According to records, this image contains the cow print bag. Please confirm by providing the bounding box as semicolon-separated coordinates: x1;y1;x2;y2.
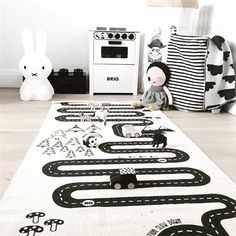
167;31;236;111
205;35;235;110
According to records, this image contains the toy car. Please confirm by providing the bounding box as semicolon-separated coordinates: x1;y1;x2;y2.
122;124;141;138
110;168;138;190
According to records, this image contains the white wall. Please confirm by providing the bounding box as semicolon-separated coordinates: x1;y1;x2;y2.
0;0;196;87
195;0;236;69
1;0;147;71
0;0;235;96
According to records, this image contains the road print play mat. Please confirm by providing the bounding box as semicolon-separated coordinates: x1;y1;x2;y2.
0;101;236;236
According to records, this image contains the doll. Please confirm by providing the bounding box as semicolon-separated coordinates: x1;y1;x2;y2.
19;28;54;101
133;62;172;111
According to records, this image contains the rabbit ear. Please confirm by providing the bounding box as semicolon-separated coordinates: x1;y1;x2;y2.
21;28;34;55
36;29;47;55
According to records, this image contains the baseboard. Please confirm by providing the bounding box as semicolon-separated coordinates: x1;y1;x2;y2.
224;101;236;116
0;69;22;87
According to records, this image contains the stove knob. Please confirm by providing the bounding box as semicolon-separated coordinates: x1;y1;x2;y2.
94;32;100;39
128;33;135;40
122;33;127;40
115;33;120;39
108;33;113;39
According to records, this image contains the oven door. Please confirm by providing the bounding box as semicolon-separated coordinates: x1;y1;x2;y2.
93;40;136;65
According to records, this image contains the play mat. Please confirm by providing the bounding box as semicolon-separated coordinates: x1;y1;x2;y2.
0;101;235;236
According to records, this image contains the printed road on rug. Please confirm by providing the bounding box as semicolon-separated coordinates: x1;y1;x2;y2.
0;101;236;236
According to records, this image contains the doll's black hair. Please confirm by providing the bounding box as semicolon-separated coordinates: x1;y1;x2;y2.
146;62;171;85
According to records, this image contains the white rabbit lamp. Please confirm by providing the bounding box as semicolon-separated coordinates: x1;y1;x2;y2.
19;28;54;101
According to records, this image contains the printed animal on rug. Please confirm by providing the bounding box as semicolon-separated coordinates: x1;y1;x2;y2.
19;28;54;101
152;128;167;148
83;131;102;148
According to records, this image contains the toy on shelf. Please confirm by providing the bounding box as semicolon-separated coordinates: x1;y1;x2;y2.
152;128;167;148
110;168;138;190
147;27;166;63
133;62;173;111
48;68;88;94
19;28;54;101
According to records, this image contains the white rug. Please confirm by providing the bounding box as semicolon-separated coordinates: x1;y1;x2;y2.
0;101;236;236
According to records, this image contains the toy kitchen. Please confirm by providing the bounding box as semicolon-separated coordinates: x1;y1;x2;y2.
89;27;140;95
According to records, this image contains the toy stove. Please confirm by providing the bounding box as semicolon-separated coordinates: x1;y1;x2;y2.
89;27;140;95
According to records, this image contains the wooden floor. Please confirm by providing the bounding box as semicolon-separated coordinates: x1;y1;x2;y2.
0;88;236;199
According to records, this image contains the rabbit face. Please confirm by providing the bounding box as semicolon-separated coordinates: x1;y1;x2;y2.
19;28;53;80
19;54;52;79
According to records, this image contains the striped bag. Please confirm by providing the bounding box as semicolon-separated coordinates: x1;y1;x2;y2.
167;33;208;111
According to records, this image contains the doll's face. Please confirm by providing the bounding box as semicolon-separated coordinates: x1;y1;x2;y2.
147;67;166;87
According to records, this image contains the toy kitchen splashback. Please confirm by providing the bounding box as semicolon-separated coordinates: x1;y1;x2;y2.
89;27;140;95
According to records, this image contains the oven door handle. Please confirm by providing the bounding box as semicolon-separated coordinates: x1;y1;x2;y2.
108;41;122;45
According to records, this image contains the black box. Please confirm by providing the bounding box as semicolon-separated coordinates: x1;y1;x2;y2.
48;68;88;94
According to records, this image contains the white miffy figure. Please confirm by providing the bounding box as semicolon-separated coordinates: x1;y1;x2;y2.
19;28;54;101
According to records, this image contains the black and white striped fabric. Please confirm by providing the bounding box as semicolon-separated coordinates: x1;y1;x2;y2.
167;33;208;111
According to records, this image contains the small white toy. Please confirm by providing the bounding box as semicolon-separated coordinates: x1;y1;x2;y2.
95;107;109;125
19;28;54;101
